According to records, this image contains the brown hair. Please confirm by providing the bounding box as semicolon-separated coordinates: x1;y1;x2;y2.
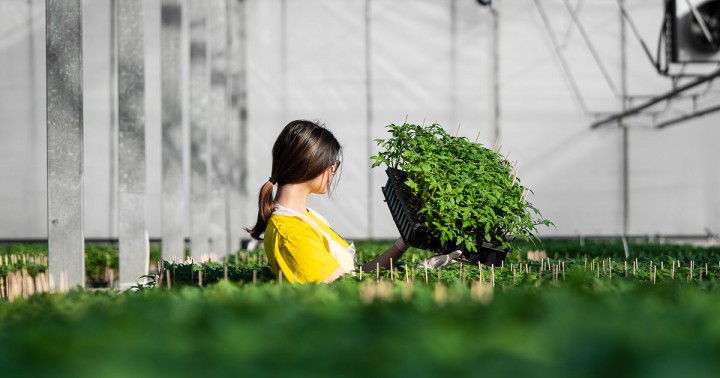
245;120;342;240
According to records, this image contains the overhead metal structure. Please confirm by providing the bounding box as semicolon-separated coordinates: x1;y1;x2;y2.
592;0;720;129
534;0;720;130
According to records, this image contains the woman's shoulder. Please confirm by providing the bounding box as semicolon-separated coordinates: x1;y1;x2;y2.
267;214;323;240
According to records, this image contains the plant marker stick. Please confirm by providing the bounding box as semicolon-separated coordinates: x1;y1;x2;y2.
653;266;656;285
198;270;203;287
690;260;694;282
672;263;675;280
562;261;566;281
700;267;703;283
377;263;380;283
491;264;495;287
513;265;516;284
425;266;429;284
253;270;257;284
157;269;164;288
634;259;637;276
390;258;393;281
359;266;363;281
166;269;171;289
479;263;483;284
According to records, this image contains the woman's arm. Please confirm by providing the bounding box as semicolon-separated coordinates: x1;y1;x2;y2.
324;239;408;283
360;238;408;273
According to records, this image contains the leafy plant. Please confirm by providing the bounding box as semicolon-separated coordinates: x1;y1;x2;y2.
372;123;553;252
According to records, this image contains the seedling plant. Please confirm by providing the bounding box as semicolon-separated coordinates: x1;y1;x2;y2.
372;123;552;252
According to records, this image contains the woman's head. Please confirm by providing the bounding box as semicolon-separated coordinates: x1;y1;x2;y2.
269;119;342;189
246;120;342;239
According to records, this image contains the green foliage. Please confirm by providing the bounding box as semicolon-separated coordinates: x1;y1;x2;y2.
0;243;163;286
1;242;720;376
514;238;720;260
2;272;720;377
372;123;552;251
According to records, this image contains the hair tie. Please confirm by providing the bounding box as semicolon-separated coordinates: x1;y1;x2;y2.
268;177;277;185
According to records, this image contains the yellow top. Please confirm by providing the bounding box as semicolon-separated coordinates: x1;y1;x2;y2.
264;209;350;283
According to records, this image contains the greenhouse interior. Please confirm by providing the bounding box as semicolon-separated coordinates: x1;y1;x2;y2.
1;0;720;376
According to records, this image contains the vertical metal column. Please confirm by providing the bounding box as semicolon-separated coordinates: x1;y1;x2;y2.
209;0;229;257
365;0;374;239
280;0;287;122
46;0;84;290
109;0;118;240
450;0;457;129
228;0;248;254
490;1;500;144
161;0;185;261
619;0;629;236
117;0;148;289
189;1;210;257
28;0;41;233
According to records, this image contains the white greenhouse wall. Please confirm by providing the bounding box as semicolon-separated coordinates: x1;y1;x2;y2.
1;0;719;242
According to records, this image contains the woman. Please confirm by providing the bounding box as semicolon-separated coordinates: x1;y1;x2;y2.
246;120;408;283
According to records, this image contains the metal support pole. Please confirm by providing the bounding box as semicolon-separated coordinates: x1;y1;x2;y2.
209;0;229;257
365;0;373;239
280;0;287;122
590;69;720;128
450;0;457;129
227;0;248;254
189;1;210;257
109;0;118;240
490;1;500;143
117;0;148;289
46;0;84;290
161;0;185;261
620;0;629;236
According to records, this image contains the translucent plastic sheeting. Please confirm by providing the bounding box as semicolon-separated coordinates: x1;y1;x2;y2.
2;0;719;242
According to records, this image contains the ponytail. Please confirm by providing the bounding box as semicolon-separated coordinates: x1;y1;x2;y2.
245;180;276;240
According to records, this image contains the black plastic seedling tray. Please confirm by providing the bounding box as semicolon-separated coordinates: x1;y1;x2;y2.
381;168;510;266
